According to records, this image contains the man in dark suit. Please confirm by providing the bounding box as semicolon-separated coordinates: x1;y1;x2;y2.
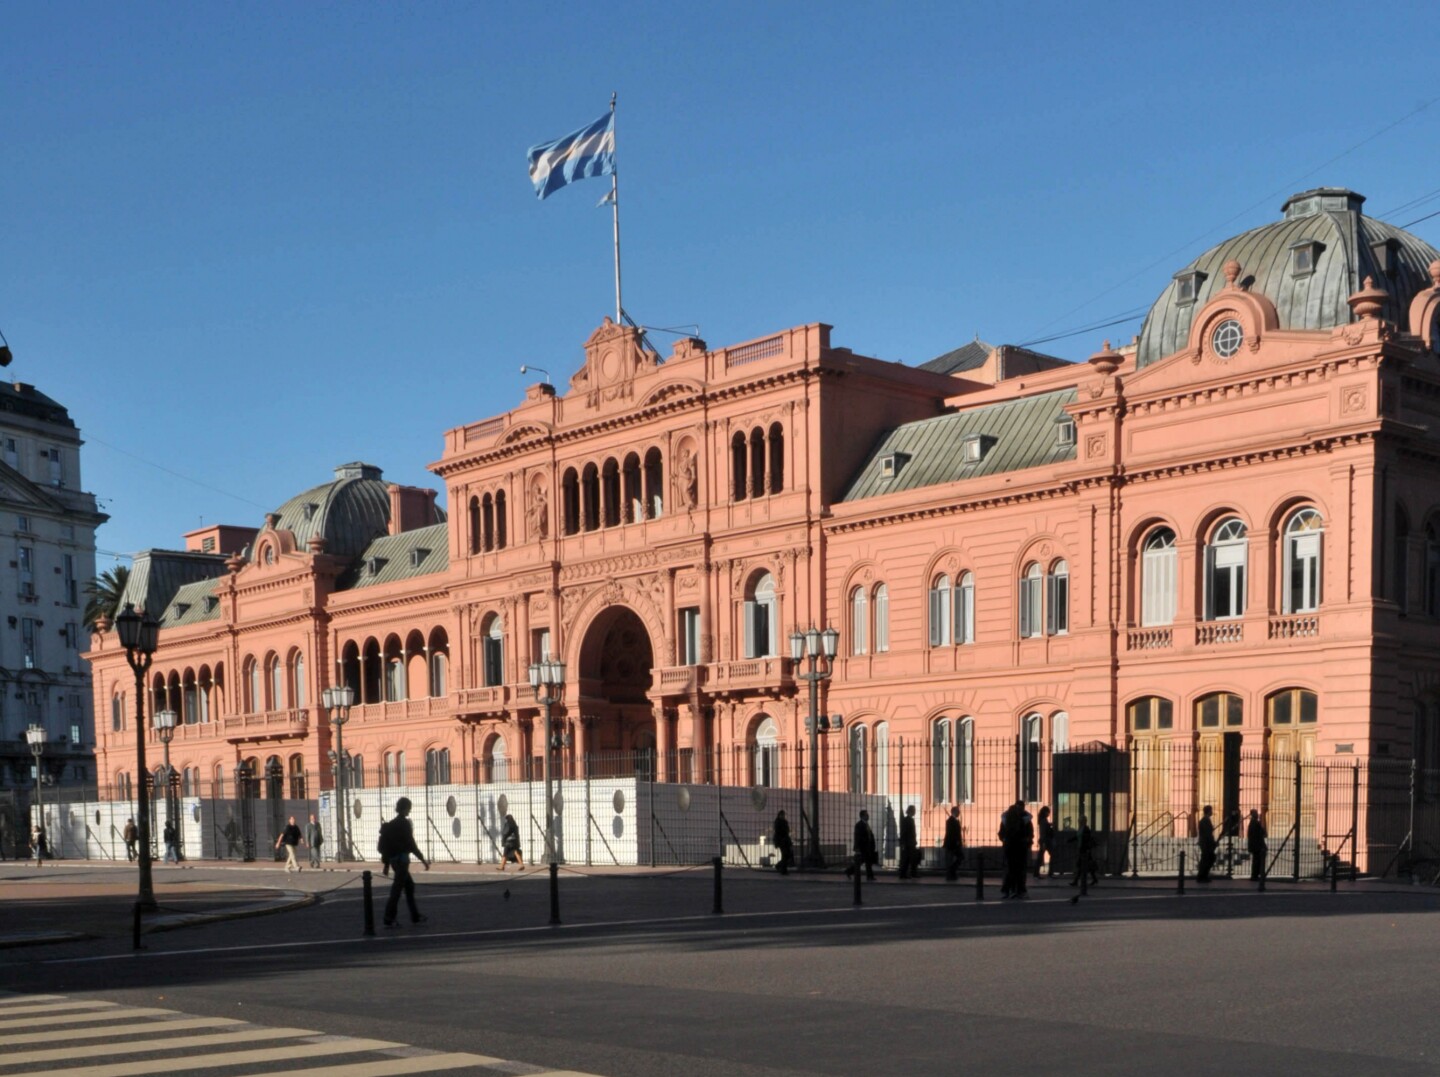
943;807;963;881
844;809;877;881
380;797;430;927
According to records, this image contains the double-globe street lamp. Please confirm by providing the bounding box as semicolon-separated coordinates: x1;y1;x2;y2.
114;603;161;911
790;625;840;870
528;654;565;925
26;724;46;864
321;684;355;861
154;708;178;860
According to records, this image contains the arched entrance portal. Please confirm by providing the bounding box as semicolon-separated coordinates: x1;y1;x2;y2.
577;605;657;772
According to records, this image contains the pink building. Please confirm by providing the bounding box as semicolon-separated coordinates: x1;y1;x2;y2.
85;189;1440;871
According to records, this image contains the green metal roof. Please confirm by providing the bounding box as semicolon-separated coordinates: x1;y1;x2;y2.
160;576;223;628
841;387;1078;501
919;338;993;375
338;523;449;591
119;550;228;620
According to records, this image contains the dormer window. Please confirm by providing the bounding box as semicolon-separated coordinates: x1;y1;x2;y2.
1055;417;1076;447
1174;269;1208;305
961;435;989;464
1289;239;1324;278
173;603;190;619
366;557;387;576
409;548;430;567
1370;237;1401;279
204;596;219;613
879;452;909;479
304;503;318;521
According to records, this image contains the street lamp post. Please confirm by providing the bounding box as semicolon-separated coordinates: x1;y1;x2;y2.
322;684;355;862
154;708;177;861
26;724;46;866
790;625;840;870
114;602;161;911
528;654;565;925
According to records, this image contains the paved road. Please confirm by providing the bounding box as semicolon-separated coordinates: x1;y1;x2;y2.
3;865;1438;1076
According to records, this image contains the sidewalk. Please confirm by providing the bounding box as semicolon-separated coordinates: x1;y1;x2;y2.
0;861;315;948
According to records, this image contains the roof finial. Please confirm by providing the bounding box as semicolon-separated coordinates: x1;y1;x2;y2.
1347;275;1389;321
1429;259;1440;289
1223;260;1242;287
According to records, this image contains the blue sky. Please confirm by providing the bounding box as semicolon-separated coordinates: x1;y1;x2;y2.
5;2;1438;565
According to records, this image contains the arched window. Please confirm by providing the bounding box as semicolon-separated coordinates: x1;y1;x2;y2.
183;671;199;725
1128;696;1174;738
1266;688;1316;830
1141;528;1177;626
482;493;495;550
873;584;890;653
482;615;504;687
749;428;766;498
581;463;600;532
429;650;448;698
425;747;451;785
468;496;481;554
752;717;779;787
956;572;975;645
561;468;580;536
1426;520;1440;617
622;453;642;523
495;490;507;549
744;573;778;658
1019;563;1043;638
292;653;306;710
731;432;748;501
957;717;975;804
1021;714;1044;801
644;447;664;518
1205;518;1248;620
928;575;952;646
931;717;953;801
289;753;306;799
244;657;260;714
1046;560;1069;636
602;458;621;528
1052;711;1069;751
850;586;868;655
267;654;283;710
349;754;365;789
484;734;508;783
875;721;890;795
849;723;868;794
384;750;406;787
111;692;124;732
1266;688;1315;729
198;669;212;724
1282;509;1323;613
383;637;406;702
768;422;784;495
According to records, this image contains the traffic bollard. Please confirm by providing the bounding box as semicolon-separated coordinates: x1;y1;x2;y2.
712;856;724;915
975;852;985;901
132;901;143;951
1330;854;1338;892
362;870;375;936
1177;851;1186;894
549;861;561;926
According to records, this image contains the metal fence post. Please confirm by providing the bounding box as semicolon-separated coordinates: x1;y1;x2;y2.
1292;755;1302;882
362;870;375;936
712;856;723;914
1130;747;1139;879
975;851;984;901
1350;762;1359;882
1177;850;1185;894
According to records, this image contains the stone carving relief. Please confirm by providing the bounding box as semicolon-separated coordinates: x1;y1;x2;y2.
527;480;550;542
1086;434;1107;460
1341;387;1367;415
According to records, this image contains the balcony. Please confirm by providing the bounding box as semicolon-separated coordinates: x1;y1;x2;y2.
654;665;707;696
221;708;309;741
1268;614;1320;640
1195;622;1244;646
350;696;457;725
1126;628;1172;651
707;657;793;698
455;685;511;720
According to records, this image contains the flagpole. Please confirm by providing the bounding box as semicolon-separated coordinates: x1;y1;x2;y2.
610;92;622;323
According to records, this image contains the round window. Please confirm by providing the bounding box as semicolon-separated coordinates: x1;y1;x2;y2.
1212;319;1244;358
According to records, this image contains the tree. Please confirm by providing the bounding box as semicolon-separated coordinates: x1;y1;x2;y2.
82;564;130;633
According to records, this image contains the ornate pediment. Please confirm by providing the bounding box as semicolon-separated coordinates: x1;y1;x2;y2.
569;318;660;410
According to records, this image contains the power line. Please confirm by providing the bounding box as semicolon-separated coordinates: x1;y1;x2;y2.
86;434;270;511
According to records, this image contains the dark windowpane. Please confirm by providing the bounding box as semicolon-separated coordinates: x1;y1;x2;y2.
1299;691;1317;724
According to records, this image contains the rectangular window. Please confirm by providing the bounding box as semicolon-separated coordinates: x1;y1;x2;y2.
22;617;38;668
63;554;77;605
2;437;16;469
64;622;79;651
956;578;975;644
17;515;30;532
531;628;551;662
678;607;701;665
1046;572;1069;635
874;588;889;653
931;723;952;801
202;536;217;552
1019;577;1042;638
1207;547;1246;619
47;447;63;486
18;545;34;596
482;633;504;687
744;599;775;659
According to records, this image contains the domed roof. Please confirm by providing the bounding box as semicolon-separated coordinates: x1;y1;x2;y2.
1136;189;1440;369
267;462;396;561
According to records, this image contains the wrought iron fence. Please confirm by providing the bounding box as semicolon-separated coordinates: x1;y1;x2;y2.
16;741;1440;880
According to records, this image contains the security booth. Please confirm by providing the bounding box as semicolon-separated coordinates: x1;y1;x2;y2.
1051;742;1128;876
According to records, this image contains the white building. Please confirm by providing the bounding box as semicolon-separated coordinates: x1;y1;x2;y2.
0;378;107;802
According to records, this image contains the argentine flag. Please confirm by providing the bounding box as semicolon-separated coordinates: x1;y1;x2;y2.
527;111;615;200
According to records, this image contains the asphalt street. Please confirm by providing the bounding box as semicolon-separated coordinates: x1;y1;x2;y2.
3;865;1438;1076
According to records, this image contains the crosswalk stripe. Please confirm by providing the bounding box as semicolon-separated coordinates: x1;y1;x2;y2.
0;1001;117;1017
0;1017;243;1047
258;1054;509;1077
0;1026;320;1067
0;1007;176;1030
33;1038;407;1077
0;995;64;1006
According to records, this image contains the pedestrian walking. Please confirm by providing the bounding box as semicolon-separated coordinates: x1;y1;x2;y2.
772;809;794;875
162;820;180;863
1196;804;1217;882
305;814;324;868
275;815;303;873
1069;814;1099;888
897;805;920;879
123;817;139;861
999;801;1033;898
1033;806;1055;878
1246;809;1268;881
844;809;877;881
498;813;524;870
378;796;430;927
942;806;964;881
31;823;47;867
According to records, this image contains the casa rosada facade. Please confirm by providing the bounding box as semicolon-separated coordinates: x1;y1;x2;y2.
86;188;1440;839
